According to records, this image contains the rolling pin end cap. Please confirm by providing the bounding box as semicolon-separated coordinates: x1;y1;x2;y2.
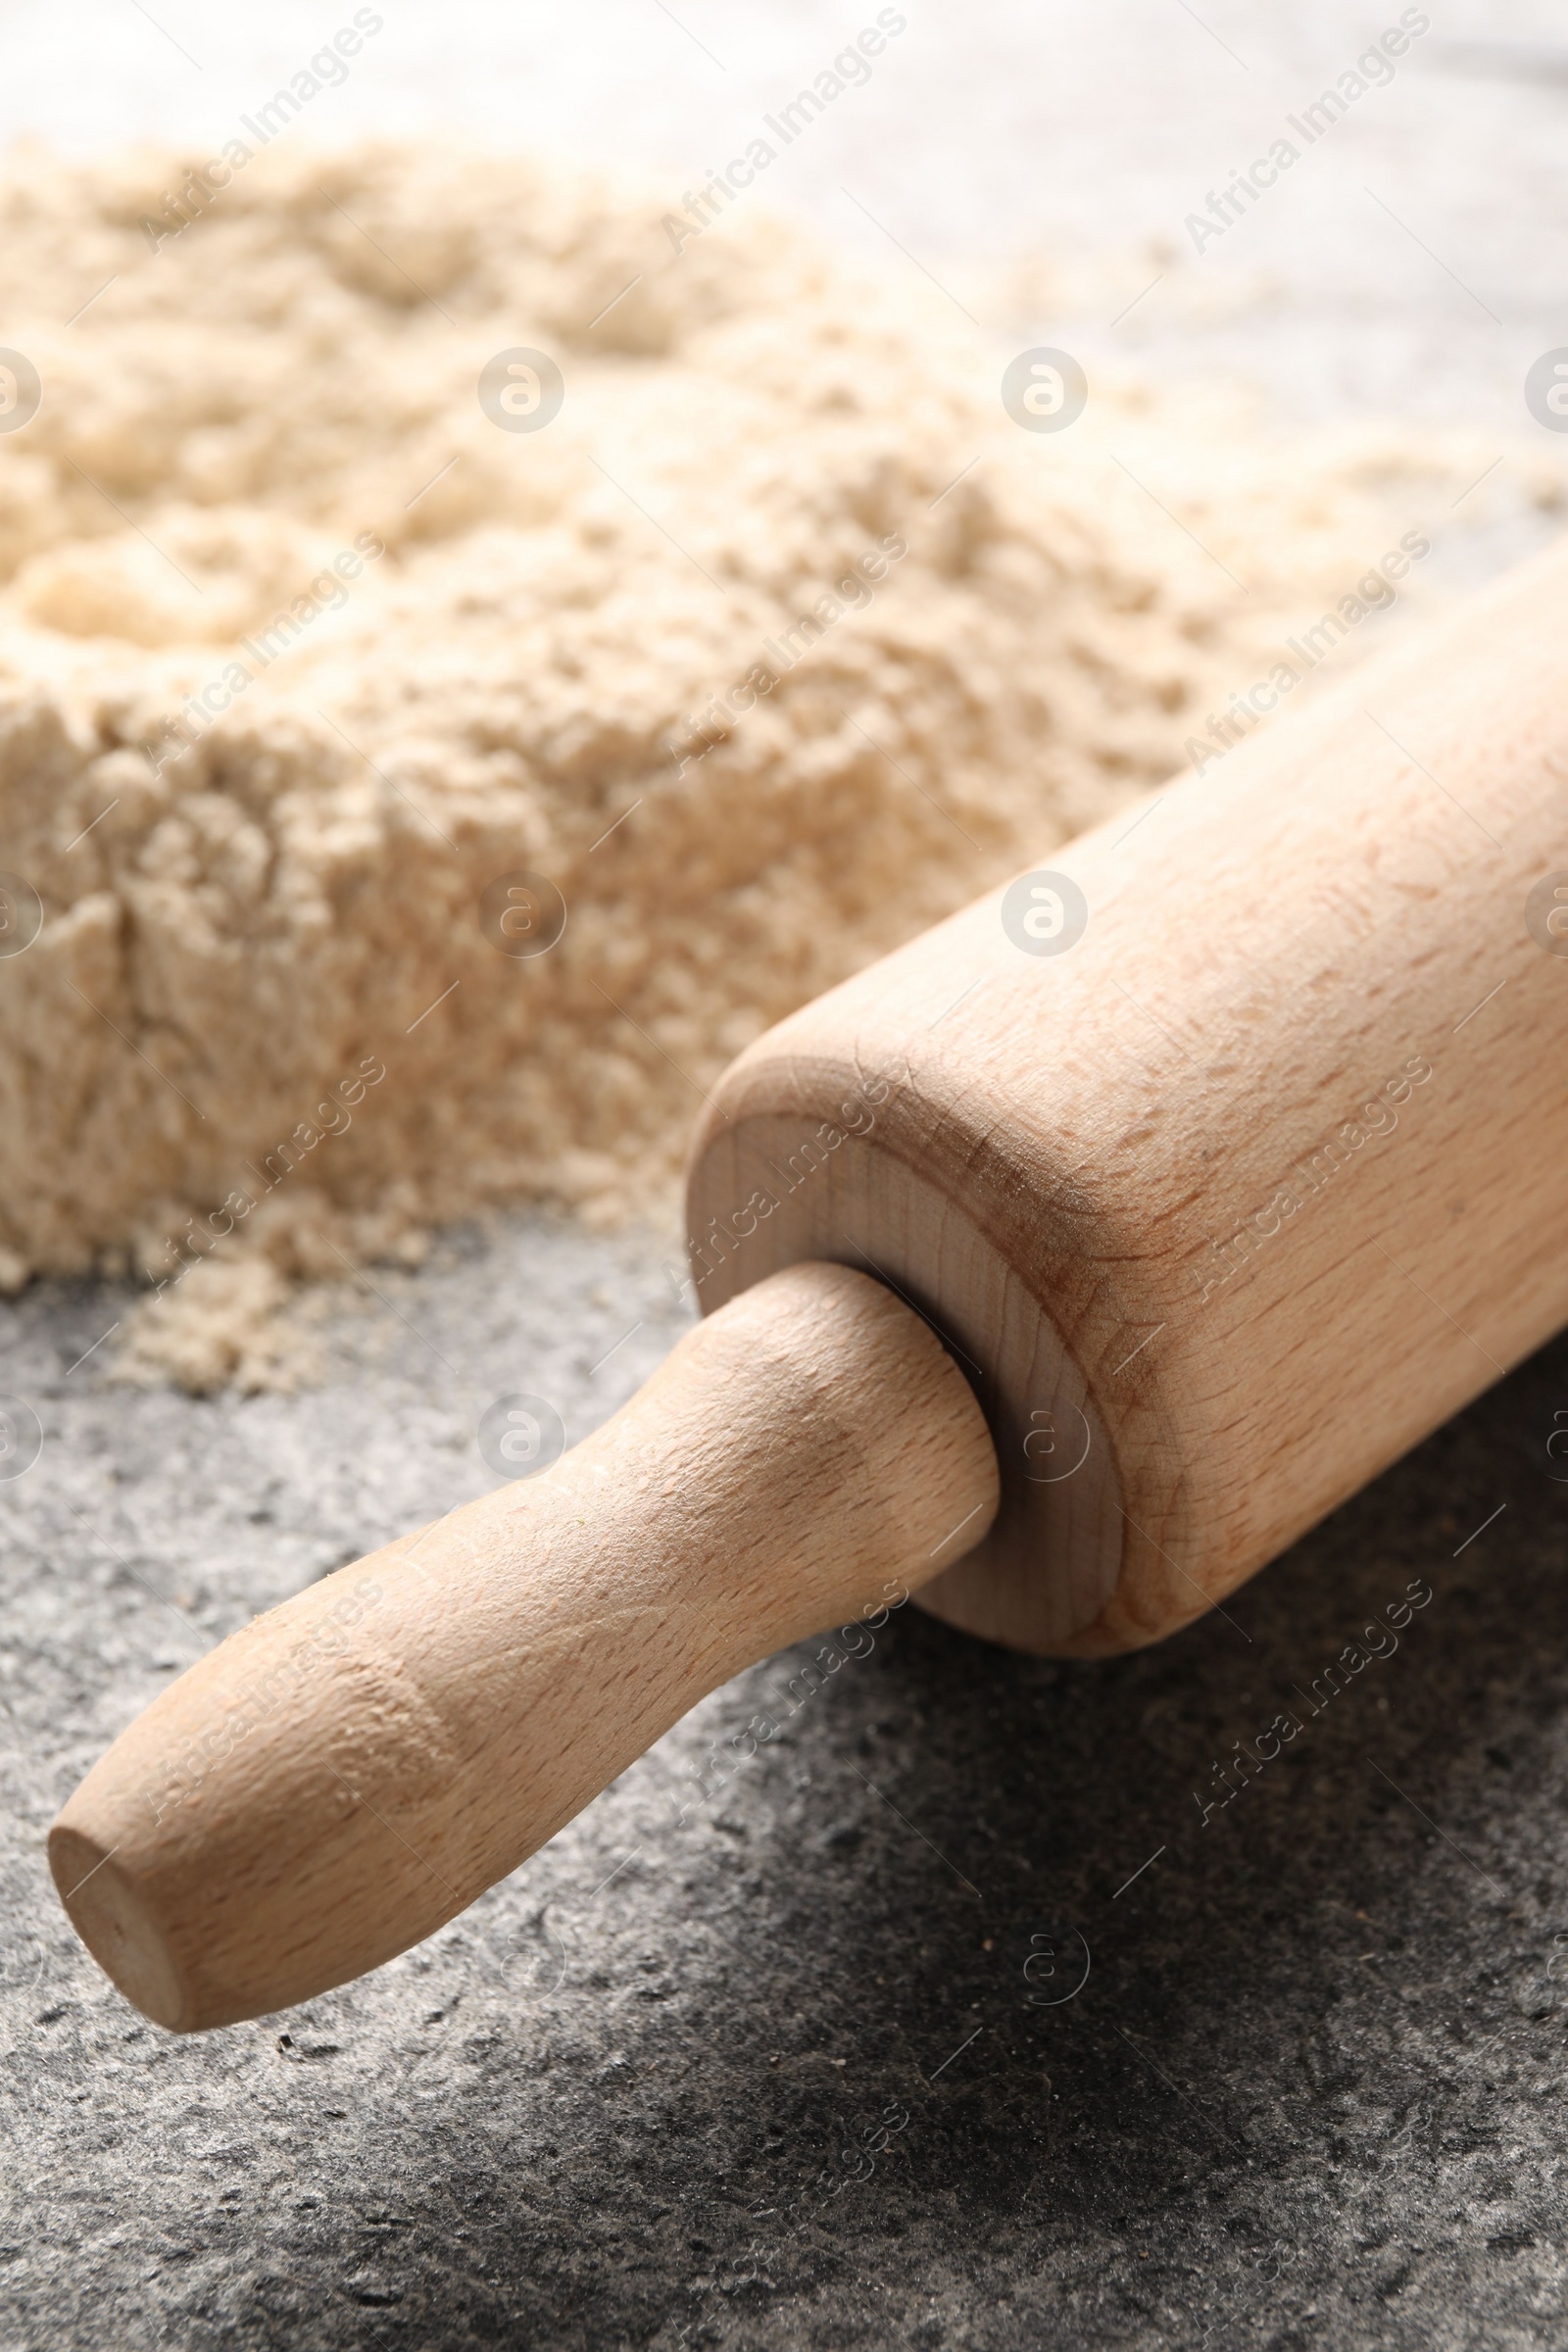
48;1820;192;2033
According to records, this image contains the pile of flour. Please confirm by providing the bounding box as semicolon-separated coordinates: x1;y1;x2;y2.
0;142;1549;1383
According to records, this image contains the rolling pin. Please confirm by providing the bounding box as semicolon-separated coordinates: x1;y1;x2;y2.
51;535;1568;2032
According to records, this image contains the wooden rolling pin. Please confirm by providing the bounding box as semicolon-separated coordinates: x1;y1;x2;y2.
52;536;1568;2032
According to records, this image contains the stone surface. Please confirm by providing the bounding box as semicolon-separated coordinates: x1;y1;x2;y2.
4;3;1568;2345
2;1217;1567;2349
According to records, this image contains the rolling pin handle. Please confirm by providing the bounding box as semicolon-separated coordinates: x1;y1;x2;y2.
50;1260;1000;2030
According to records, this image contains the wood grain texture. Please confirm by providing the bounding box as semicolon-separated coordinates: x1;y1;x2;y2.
49;1262;998;2030
686;535;1568;1656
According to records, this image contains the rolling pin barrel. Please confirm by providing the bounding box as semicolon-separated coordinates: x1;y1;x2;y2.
51;532;1568;2029
688;533;1568;1655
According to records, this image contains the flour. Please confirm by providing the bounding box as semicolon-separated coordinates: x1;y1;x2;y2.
0;141;1553;1386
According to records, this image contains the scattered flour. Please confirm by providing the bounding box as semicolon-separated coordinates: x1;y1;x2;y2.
0;142;1557;1386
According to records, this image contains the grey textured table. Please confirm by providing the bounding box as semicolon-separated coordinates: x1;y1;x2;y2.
3;1214;1566;2350
6;4;1568;2344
